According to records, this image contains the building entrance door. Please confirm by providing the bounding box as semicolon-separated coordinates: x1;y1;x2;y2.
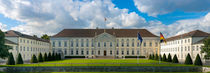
104;50;106;56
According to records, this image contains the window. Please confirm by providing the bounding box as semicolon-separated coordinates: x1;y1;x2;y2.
127;51;129;55
86;39;89;47
117;39;119;47
110;42;112;47
104;42;106;47
122;51;124;55
58;41;61;47
149;42;152;47
188;39;190;43
137;42;140;47
52;41;55;47
81;50;84;55
20;46;22;51
27;47;29;51
81;39;84;47
64;41;67;47
144;42;146;47
91;39;94;47
92;51;94;55
23;47;25;51
117;50;119;55
71;40;73;47
110;50;112;55
122;39;124;47
132;50;134;55
98;50;100;55
76;39;79;47
98;42;100;47
126;39;129;47
132;39;134;47
137;50;139;55
71;50;73;55
86;51;89;55
20;39;22;43
64;49;67;55
76;50;79;55
155;42;158;47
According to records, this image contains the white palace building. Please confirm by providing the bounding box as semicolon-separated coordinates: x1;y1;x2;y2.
4;30;51;61
50;28;160;58
160;30;210;63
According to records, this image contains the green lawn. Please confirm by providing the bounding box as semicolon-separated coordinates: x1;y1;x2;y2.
0;72;205;73
4;59;195;67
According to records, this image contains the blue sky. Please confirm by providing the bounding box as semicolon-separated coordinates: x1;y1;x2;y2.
0;0;209;37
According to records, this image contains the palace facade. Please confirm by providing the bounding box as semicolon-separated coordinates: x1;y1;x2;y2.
160;30;210;62
50;28;160;58
4;30;51;61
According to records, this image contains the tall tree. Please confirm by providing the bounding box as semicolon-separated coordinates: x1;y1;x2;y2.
6;53;15;65
16;53;24;64
194;54;202;66
172;54;179;63
162;53;167;61
0;29;11;59
41;34;50;40
31;54;38;63
43;52;48;61
184;53;193;65
167;53;172;62
201;37;210;59
48;52;52;61
38;53;44;62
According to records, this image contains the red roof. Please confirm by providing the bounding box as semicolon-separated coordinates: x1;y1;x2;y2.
52;29;158;37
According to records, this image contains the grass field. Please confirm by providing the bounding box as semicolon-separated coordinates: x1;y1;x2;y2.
0;72;205;73
4;59;195;67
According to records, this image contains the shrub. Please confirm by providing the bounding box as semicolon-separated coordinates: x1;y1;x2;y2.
194;54;202;66
16;53;23;64
152;54;155;60
48;52;52;61
172;54;179;63
58;53;61;60
38;53;43;62
167;53;172;62
52;52;55;61
55;53;58;60
43;52;48;61
7;53;15;65
149;54;152;59
162;53;167;61
155;54;159;60
159;54;162;61
31;54;38;63
184;53;193;65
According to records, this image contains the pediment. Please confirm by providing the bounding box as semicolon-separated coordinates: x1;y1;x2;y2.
95;32;115;42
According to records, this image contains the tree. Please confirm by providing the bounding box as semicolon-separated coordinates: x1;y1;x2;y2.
201;37;210;59
16;53;23;64
194;54;202;66
167;53;172;62
162;53;167;61
43;52;48;61
6;53;15;65
0;30;11;59
172;54;179;63
58;53;61;60
159;54;162;61
41;34;50;40
184;53;193;65
48;52;52;61
149;54;152;59
55;53;59;60
33;35;38;38
52;52;55;61
38;53;43;62
155;54;159;60
31;54;38;63
152;54;155;60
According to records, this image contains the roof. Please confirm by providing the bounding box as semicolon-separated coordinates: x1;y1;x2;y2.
5;30;49;43
52;29;158;37
5;39;17;45
166;30;210;41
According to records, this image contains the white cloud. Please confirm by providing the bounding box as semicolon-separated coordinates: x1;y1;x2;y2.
0;22;7;31
134;0;210;17
0;0;147;36
144;12;210;37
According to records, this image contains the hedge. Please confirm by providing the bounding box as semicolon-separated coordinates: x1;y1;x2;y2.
16;53;23;64
7;53;15;65
65;56;85;58
125;56;146;58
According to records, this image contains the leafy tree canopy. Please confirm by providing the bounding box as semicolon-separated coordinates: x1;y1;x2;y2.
41;34;50;40
201;37;210;59
0;29;11;59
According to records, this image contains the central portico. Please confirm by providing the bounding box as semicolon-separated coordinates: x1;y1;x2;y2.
50;28;160;58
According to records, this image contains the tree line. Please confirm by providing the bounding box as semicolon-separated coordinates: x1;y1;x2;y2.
148;53;203;66
7;52;62;65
